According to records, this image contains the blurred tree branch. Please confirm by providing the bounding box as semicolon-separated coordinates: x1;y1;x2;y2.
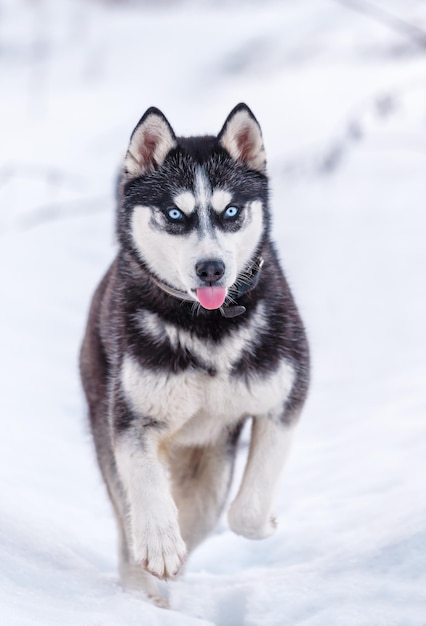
333;0;426;50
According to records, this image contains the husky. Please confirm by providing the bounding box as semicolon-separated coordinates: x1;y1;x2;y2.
79;103;310;607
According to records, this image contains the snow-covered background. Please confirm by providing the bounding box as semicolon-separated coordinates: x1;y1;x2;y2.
1;0;425;624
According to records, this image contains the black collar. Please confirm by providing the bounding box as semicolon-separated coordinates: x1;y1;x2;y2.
221;256;264;318
151;256;264;318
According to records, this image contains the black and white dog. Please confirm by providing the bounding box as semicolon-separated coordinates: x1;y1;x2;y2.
80;104;310;606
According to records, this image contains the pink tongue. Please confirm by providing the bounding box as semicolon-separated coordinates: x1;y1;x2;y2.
196;287;227;310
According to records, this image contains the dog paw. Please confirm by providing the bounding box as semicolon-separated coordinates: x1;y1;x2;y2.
228;502;277;540
147;593;170;609
120;563;169;607
133;522;187;580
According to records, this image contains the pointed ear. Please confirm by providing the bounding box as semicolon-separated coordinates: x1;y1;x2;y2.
123;107;177;178
218;103;266;174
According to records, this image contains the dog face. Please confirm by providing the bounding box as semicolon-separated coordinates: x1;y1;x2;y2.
118;104;269;310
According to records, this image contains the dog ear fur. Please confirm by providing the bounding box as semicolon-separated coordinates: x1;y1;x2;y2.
123;107;177;178
218;103;266;174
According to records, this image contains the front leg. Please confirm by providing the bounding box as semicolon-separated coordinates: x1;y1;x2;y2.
228;413;297;539
114;423;187;580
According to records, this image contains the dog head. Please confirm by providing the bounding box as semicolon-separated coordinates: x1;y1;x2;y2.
118;104;269;310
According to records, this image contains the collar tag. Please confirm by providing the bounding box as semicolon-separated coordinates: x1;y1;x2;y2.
221;305;246;318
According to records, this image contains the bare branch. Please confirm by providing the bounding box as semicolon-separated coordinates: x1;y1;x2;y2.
333;0;426;50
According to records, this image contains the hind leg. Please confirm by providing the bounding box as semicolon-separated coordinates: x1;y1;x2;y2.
169;425;242;553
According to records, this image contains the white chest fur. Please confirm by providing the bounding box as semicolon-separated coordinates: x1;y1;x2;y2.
120;306;295;446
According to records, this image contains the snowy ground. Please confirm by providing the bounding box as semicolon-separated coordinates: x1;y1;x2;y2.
1;1;425;624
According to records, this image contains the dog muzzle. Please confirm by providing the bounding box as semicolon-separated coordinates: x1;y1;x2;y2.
151;256;264;319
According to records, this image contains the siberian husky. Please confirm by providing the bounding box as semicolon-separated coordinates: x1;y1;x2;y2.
80;104;310;607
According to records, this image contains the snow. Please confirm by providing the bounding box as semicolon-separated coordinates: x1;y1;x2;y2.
1;1;425;624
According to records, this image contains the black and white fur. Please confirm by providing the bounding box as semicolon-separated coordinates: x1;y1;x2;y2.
80;104;310;607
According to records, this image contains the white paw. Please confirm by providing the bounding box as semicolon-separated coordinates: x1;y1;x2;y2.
228;501;277;540
132;519;187;580
120;563;169;607
147;593;169;609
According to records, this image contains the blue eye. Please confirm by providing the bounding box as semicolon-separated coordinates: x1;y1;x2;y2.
167;208;184;222
224;206;240;220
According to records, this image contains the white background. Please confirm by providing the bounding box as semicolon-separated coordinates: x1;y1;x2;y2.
0;1;425;624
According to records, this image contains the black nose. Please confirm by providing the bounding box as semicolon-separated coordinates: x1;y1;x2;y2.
195;259;225;284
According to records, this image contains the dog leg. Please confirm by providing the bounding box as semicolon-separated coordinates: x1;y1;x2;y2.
114;430;187;582
119;555;169;609
170;426;242;553
112;502;168;608
228;415;297;540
